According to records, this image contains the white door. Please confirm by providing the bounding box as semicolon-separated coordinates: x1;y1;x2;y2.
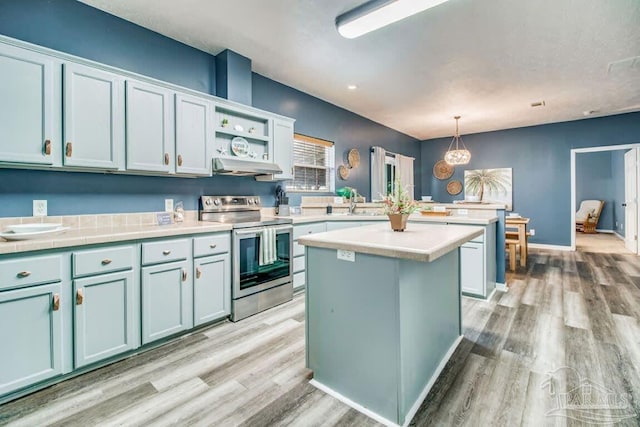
624;149;638;253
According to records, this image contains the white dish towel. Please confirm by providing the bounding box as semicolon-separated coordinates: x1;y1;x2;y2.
259;227;277;266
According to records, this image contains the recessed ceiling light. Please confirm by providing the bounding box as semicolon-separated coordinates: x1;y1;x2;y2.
530;101;546;107
348;85;358;90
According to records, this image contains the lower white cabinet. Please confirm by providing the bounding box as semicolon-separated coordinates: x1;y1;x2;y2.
460;242;484;297
0;283;64;396
0;231;233;403
73;270;137;368
293;222;327;291
193;253;230;326
141;260;193;344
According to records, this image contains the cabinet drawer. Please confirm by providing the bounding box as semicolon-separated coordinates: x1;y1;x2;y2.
293;255;305;273
293;271;305;290
142;238;189;265
293;241;306;257
73;245;134;278
0;255;62;291
293;222;326;239
193;234;230;258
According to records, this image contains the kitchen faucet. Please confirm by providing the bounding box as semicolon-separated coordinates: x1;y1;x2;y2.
349;188;358;214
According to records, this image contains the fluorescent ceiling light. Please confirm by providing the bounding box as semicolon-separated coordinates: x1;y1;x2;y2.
348;84;358;90
336;0;450;39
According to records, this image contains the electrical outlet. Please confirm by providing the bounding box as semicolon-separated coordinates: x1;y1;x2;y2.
165;199;174;213
529;228;535;236
33;200;47;217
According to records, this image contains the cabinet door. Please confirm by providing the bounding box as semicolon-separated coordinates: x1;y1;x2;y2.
125;80;174;173
0;283;63;395
272;119;294;180
63;63;124;169
193;254;230;326
175;93;211;176
141;261;192;344
0;44;59;165
460;242;485;297
73;270;136;368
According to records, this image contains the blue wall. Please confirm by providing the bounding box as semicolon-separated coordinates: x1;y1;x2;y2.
421;112;640;246
611;150;626;235
252;74;422;204
0;0;420;217
575;151;614;231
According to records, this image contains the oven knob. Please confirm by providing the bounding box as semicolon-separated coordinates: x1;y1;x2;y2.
205;198;212;206
248;198;254;205
254;197;260;205
213;198;221;206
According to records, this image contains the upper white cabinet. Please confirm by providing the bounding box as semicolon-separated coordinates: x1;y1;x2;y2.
272;118;294;180
0;44;60;166
0;36;295;178
175;93;212;176
63;62;125;170
125;80;175;173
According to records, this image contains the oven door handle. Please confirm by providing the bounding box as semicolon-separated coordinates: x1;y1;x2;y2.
234;225;292;236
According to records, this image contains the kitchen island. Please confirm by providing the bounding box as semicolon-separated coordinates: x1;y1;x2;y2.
298;223;483;426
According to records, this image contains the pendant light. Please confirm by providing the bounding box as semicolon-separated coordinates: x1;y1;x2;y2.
444;116;471;165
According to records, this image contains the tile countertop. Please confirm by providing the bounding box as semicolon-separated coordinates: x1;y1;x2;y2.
0;222;233;255
298;223;484;263
277;212;498;225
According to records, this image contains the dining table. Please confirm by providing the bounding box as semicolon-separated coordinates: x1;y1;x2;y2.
505;216;530;267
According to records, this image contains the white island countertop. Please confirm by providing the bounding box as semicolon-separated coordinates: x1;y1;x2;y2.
298;222;483;263
275;212;497;225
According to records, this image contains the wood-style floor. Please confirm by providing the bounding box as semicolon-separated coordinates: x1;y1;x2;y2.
576;231;632;254
1;249;640;426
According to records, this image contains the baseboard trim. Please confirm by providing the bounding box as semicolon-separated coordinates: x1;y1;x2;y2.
495;282;508;292
614;232;625;241
596;229;614;233
310;335;465;427
528;243;573;251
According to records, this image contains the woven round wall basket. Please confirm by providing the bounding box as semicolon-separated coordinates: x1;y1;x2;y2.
433;160;454;180
446;180;463;195
347;148;361;168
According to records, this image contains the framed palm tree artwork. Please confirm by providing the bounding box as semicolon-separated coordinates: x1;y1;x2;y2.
464;168;513;210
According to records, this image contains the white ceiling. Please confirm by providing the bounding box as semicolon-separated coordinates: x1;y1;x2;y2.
80;0;640;140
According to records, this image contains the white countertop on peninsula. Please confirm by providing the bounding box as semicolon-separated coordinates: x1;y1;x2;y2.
297;223;483;262
0;222;232;255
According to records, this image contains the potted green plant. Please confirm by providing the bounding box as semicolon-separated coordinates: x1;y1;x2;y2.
221;118;229;127
381;179;419;231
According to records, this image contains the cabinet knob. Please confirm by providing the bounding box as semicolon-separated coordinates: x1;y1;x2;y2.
66;142;73;157
162;250;171;255
177;154;183;167
164;153;170;165
182;269;187;282
196;267;202;279
43;139;52;155
76;289;84;305
52;294;60;311
101;259;112;265
17;271;31;278
209;244;217;249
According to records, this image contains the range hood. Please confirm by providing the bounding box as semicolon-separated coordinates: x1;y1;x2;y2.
212;157;283;177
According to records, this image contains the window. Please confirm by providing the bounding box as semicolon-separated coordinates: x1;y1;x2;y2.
287;134;335;192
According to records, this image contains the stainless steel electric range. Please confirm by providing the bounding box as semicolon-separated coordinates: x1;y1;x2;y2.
200;196;293;321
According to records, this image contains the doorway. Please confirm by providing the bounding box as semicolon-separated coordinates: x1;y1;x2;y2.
570;144;640;253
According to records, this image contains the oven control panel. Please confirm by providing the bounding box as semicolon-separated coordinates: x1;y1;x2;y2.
200;196;262;212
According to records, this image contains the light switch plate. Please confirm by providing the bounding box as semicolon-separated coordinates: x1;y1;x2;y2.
165;199;174;213
33;200;47;217
333;197;343;204
337;249;355;262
